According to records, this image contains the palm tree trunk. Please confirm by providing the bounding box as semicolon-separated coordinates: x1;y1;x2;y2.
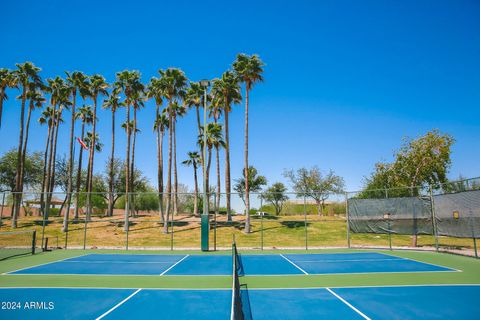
173;119;178;215
206;147;212;213
130;109;137;217
86;98;97;221
164;103;173;234
215;146;220;215
49;113;61;200
63;93;76;231
46;110;60;220
156;107;164;223
244;87;250;233
44;106;56;220
0;88;5;129
74;122;85;220
224;110;232;221
108;109;115;217
16;101;33;222
40;123;52;216
193;164;198;216
124;102;131;232
12;86;27;228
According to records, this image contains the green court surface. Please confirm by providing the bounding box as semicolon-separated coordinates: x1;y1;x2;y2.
0;249;479;289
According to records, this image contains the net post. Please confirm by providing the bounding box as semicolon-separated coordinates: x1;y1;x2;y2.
303;193;308;250
345;192;350;248
32;230;37;255
429;186;439;252
260;194;264;251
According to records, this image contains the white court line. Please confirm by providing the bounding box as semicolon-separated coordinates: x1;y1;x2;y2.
288;258;401;263
95;288;141;320
279;254;308;275
62;260;177;264
326;287;371;320
379;251;462;272
3;253;92;275
160;255;190;276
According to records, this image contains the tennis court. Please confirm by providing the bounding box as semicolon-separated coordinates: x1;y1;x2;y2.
1;285;479;320
0;245;479;319
6;252;455;276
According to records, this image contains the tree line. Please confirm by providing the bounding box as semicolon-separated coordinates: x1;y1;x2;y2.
0;54;265;233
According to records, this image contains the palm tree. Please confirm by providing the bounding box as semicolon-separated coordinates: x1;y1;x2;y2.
182;151;201;216
82;131;103;220
130;89;145;217
38;105;58;216
147;77;166;222
73;105;94;220
0;68;18;130
115;70;143;231
233;54;264;233
21;85;45;204
11;62;42;227
85;74;108;218
102;87;122;217
63;71;88;231
211;123;225;214
157;68;187;234
121;120;141;216
198;123;224;208
172;101;186;215
211;71;242;221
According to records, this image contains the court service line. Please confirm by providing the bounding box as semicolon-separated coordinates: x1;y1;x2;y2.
159;255;190;276
326;288;371;320
279;254;308;275
95;288;142;320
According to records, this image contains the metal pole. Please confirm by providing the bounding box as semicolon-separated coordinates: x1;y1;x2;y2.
345;192;350;248
386;188;392;251
41;192;47;251
64;191;70;249
429;186;439;252
170;203;174;251
126;211;129;251
473;238;478;259
214;193;217;251
83;209;88;250
304;194;308;250
0;192;5;226
260;195;264;250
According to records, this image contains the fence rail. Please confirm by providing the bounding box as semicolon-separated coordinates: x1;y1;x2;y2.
0;182;478;258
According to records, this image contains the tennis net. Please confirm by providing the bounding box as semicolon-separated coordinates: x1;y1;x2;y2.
231;242;245;320
0;230;36;260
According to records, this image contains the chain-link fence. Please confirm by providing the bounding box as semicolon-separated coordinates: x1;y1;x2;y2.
0;178;478;258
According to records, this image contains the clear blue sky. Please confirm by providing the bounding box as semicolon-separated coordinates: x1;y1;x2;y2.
1;0;479;192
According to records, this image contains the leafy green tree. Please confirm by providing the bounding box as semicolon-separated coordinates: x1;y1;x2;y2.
284;166;345;215
262;183;289;215
233;166;267;212
0;150;43;192
233;54;264;232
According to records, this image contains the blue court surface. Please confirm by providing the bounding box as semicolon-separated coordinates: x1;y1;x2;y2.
0;285;478;319
8;252;455;276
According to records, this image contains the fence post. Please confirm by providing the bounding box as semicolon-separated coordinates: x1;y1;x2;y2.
170;194;174;251
429;186;439;252
83;207;88;250
126;210;129;251
345;192;350;248
260;195;264;251
304;194;308;250
0;192;5;226
385;188;392;251
214;193;217;251
41;191;48;251
64;192;70;250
